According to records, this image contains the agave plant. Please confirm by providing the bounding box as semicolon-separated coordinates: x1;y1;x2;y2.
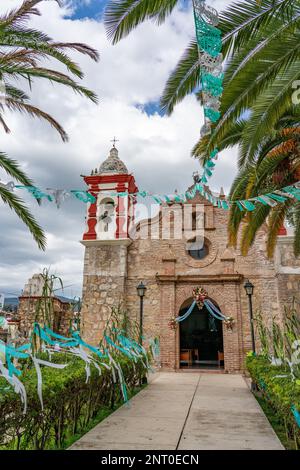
0;0;99;249
254;310;270;358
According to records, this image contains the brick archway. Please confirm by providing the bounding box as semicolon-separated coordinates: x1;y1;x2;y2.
177;293;224;370
157;275;244;372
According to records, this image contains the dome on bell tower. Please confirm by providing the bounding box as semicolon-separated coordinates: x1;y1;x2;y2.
98;146;128;175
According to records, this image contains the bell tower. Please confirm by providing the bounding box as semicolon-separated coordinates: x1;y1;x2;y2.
80;145;138;345
82;145;138;243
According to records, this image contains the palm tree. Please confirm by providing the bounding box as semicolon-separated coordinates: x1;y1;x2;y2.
217;112;300;258
105;0;300;258
0;0;99;249
192;0;300;165
105;0;297;116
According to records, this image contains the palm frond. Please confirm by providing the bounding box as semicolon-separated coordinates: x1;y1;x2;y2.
220;0;297;56
105;0;177;43
160;39;199;115
4;98;68;142
239;64;300;165
239;204;271;255
0;152;34;186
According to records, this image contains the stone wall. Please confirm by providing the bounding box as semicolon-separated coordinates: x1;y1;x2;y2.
275;236;300;313
80;193;297;371
19;296;73;337
81;242;129;345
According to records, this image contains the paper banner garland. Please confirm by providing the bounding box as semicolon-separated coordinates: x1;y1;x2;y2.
192;0;223;184
0;323;150;413
1;179;300;213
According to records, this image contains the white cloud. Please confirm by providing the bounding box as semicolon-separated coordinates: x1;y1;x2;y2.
0;0;238;296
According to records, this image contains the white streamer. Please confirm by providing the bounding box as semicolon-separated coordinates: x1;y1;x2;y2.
31;356;67;410
0;360;27;414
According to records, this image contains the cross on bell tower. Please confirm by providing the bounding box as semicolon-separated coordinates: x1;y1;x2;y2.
110;136;119;148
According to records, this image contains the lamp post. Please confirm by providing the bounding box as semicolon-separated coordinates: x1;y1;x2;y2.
244;279;255;354
137;281;147;345
137;281;147;385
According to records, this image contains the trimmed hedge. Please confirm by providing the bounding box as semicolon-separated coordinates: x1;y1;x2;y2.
0;354;145;450
246;355;300;448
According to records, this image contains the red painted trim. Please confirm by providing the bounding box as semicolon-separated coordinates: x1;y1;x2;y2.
278;225;287;236
82;172;138;240
84;174;138;193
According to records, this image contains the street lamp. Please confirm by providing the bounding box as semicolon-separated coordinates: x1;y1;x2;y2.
137;281;147;385
244;279;255;354
137;281;147;345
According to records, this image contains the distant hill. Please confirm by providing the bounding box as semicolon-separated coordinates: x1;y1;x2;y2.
4;297;19;307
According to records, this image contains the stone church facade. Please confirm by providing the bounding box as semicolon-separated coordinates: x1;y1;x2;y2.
80;146;300;373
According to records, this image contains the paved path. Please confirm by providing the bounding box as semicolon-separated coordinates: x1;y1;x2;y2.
69;372;283;450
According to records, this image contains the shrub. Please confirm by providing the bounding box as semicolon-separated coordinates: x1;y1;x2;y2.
0;354;144;450
246;355;300;449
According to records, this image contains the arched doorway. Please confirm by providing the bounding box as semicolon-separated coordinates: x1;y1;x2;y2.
179;297;224;369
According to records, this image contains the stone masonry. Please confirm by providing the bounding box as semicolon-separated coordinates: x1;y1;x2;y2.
80;149;300;373
19;273;73;337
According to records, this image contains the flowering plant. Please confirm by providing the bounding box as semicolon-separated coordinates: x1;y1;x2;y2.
192;287;208;309
224;317;235;330
168;316;178;330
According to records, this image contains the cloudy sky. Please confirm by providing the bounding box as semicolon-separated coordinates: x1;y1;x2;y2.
0;0;237;298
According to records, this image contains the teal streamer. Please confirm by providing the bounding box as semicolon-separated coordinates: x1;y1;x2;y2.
241;200;256;211
221;200;230;210
204;107;221;122
210;149;218;159
104;335;134;360
194;16;222;57
204;168;213;177
0;341;31;377
282;186;300;201
196;183;204;194
153;195;162;204
201;73;224;97
70;190;96;203
236;201;245;211
16;185;53;201
267;193;288;203
255;196;270;206
291;405;300;428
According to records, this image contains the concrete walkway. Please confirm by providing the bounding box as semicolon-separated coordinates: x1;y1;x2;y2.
69;372;283;450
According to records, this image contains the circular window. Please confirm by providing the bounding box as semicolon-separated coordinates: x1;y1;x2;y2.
188;244;209;260
186;238;209;260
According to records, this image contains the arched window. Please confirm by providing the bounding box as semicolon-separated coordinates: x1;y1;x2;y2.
98;197;115;235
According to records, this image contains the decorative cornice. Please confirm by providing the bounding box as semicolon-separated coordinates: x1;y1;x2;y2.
156;273;244;284
80;239;132;247
276;235;295;245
